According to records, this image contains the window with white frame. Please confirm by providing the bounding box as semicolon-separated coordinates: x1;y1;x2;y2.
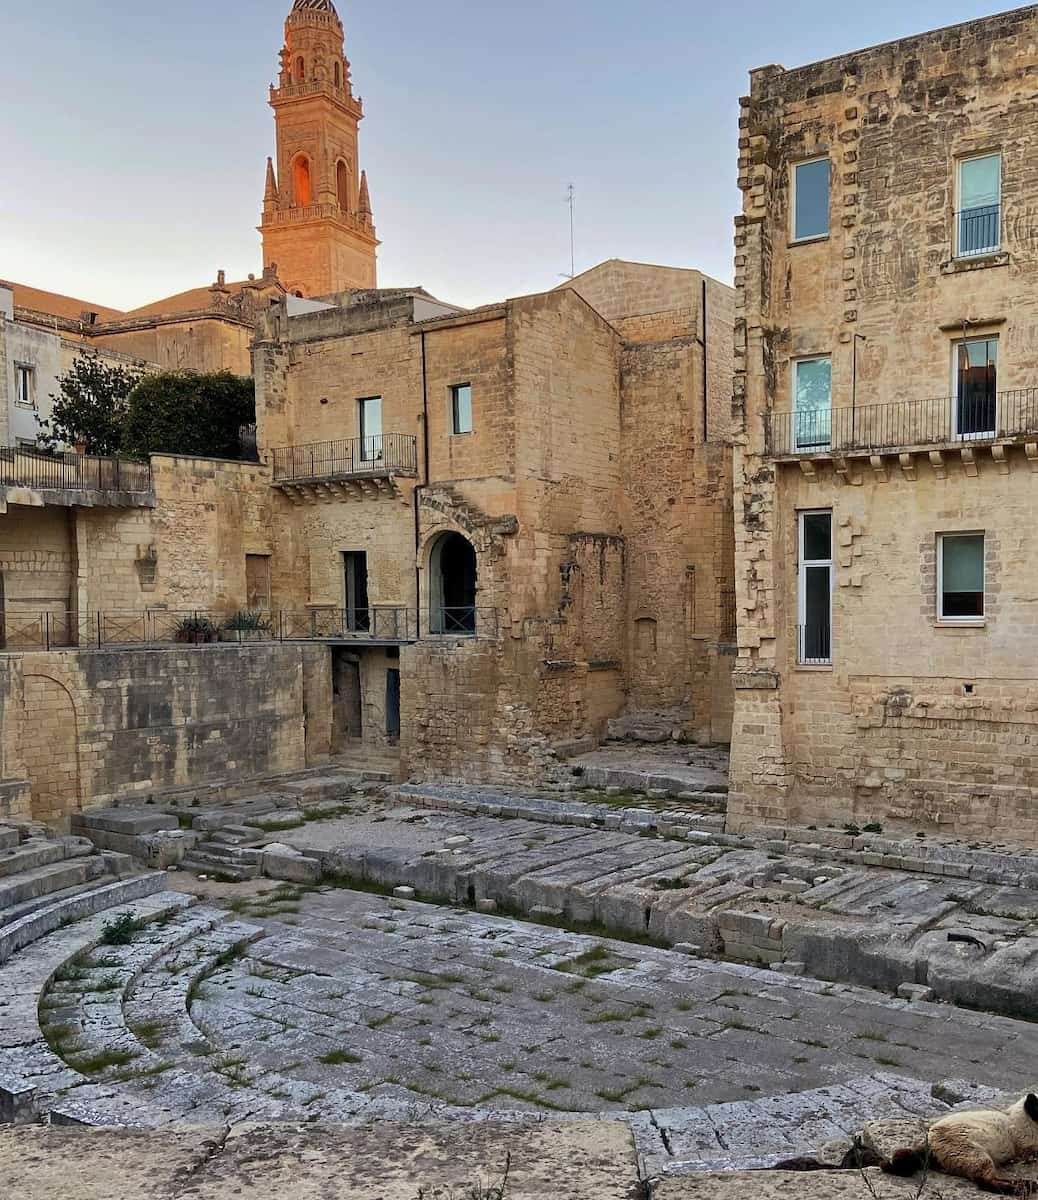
798;510;832;664
956;153;1001;257
14;364;35;409
791;157;830;242
358;395;382;462
450;383;473;436
938;533;985;622
953;336;997;440
793;356;832;451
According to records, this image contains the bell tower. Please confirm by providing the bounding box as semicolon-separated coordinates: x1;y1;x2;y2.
260;0;378;297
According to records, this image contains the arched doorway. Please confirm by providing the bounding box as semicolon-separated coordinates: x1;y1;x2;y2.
429;532;477;635
22;675;81;823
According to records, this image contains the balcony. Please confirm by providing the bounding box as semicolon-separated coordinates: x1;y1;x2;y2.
767;389;1038;474
272;435;418;502
0;447;154;510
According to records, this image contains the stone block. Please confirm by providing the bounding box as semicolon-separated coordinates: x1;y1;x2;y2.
476;899;498;914
263;851;322;885
898;983;936;1003
444;836;471;849
860;1118;928;1165
0;1078;36;1125
393;886;416;901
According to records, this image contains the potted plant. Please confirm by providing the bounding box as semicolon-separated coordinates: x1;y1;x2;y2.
173;616;219;644
220;610;273;643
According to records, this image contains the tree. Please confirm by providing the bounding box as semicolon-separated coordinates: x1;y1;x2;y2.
42;351;143;455
121;371;256;461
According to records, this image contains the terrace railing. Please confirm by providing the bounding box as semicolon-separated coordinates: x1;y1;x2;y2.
272;435;418;483
767;389;1038;458
0;448;152;493
0;606;499;652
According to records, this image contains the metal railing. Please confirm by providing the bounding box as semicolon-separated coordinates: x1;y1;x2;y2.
956;204;1001;258
797;624;832;667
0;448;152;493
0;605;501;652
767;388;1038;457
272;435;418;483
423;607;499;640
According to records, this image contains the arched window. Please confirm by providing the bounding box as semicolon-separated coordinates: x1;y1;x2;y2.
296;56;305;82
429;533;478;635
334;61;341;88
336;161;350;211
293;156;312;207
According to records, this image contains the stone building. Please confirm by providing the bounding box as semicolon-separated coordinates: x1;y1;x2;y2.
730;6;1038;843
253;259;735;782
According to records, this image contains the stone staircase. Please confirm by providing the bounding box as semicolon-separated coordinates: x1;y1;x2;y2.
70;768;389;884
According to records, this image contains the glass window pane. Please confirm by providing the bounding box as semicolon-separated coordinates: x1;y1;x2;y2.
943;535;984;593
794;159;830;240
794;358;832;449
453;385;472;435
803;565;832;662
960;155;1001;211
802;512;832;562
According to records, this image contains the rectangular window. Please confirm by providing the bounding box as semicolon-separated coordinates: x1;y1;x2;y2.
245;554;271;611
792;157;830;242
793;356;832;451
798;510;832;665
954;337;997;439
957;153;1001;257
358;396;382;462
451;383;473;435
343;550;370;632
14;365;35;409
939;533;985;622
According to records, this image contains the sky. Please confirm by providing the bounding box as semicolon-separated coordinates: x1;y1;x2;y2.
0;0;1019;312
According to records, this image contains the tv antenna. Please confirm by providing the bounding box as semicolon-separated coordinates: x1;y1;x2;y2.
560;183;576;280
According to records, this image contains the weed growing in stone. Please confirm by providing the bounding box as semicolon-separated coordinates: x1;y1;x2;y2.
319;1049;363;1066
100;912;145;946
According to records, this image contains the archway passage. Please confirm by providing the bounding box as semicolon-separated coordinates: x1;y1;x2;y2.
430;532;477;635
22;676;81;823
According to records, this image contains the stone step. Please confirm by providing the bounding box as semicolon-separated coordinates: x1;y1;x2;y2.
0;839;66;880
0;826;21;852
179;854;259;882
0;858;106;913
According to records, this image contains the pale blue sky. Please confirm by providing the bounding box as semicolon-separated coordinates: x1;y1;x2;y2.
0;1;1018;311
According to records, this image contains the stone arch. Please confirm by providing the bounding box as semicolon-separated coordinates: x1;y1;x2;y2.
427;531;478;635
20;672;81;824
295;55;306;82
293;155;312;207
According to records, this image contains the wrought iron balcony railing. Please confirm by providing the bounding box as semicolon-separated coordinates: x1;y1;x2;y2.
767;389;1038;458
272;435;418;483
0;448;152;493
956;204;1001;258
0;605;500;652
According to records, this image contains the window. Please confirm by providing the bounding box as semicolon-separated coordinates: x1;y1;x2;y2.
798;510;832;664
334;61;342;89
939;533;985;622
957;153;1001;257
295;56;305;82
792;356;832;451
336;161;350;211
343;551;370;632
293;156;312;207
451;383;473;435
792;157;830;242
358;396;382;462
954;337;997;439
14;364;35;409
245;554;271;611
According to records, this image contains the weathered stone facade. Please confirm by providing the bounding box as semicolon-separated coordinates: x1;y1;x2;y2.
730;6;1038;844
254;261;736;785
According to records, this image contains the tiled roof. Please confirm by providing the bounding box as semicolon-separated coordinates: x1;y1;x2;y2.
2;281;125;323
292;0;339;14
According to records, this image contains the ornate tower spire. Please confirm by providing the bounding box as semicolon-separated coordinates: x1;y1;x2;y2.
259;0;378;297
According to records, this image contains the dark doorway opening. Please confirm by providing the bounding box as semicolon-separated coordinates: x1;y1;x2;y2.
344;551;370;632
430;532;477;635
385;668;401;743
332;650;363;753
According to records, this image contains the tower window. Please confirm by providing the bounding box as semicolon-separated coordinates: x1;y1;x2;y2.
294;156;312;207
334;62;341;88
296;56;305;82
337;161;350;212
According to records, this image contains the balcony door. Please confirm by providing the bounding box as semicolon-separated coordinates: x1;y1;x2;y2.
798;510;832;665
793;357;832;451
954;337;997;440
344;551;370;632
358;396;382;463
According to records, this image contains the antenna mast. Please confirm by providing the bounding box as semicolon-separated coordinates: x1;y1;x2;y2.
565;183;575;279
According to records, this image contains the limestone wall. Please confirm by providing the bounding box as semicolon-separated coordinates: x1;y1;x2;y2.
730;6;1038;839
0;644;328;825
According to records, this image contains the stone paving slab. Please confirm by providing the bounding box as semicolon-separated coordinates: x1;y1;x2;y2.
0;1122;640;1200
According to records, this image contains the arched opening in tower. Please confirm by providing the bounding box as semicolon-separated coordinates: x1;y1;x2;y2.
296;56;306;83
294;156;312;207
337;162;351;212
428;532;478;635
